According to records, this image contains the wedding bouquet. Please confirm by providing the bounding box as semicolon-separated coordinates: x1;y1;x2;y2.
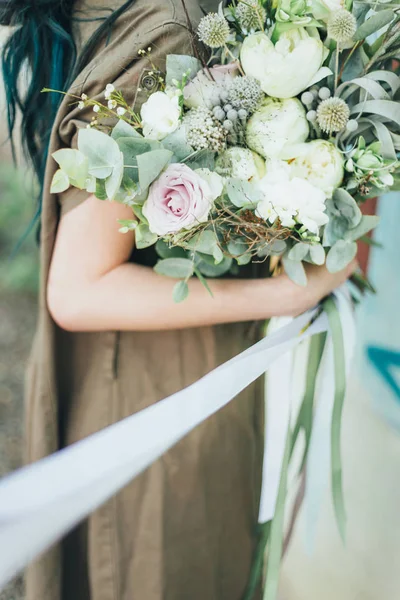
47;1;399;596
49;0;399;302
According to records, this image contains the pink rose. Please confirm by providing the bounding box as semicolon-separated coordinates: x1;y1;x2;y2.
143;164;216;236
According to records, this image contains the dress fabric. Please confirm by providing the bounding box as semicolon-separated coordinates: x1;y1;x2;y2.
25;1;265;599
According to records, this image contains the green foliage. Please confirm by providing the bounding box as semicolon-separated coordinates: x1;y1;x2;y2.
282;255;307;286
326;240;358;273
154;257;194;279
165;55;202;87
0;164;39;293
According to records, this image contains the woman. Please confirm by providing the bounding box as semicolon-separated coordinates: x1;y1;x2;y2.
1;1;355;599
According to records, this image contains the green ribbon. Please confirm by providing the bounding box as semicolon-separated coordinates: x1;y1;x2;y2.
323;296;347;543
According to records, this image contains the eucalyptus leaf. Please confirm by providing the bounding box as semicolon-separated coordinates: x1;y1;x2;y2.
95;179;108;200
195;255;232;278
326;240;357;273
78;128;122;179
269;239;287;256
52;149;89;189
105;153;124;200
288;242;309;262
117;137;162;182
162;126;194;161
227;239;248;257
282;257;307;287
186;230;223;262
111;119;142;140
155;239;188;259
173;280;189;303
154;257;194;279
137;149;173;191
185;149;215;171
166;55;202;86
50;169;70;194
225;178;262;207
345;215;380;241
354;9;395;41
135;224;158;249
309;243;326;265
236;253;252;266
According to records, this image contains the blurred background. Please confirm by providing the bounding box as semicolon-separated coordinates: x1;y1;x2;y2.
0;23;400;600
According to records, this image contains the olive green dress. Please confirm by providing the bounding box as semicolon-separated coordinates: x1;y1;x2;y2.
25;1;264;599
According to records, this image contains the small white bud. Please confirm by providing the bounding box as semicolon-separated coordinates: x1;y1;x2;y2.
81;93;88;101
78;101;85;110
108;100;117;110
223;120;233;131
306;110;317;122
318;87;331;100
238;109;248;120
346;119;358;132
301;91;314;106
105;83;115;93
223;104;233;112
227;109;238;121
117;107;126;116
93;105;100;113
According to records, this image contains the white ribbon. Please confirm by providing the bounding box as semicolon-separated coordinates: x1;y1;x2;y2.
0;298;353;591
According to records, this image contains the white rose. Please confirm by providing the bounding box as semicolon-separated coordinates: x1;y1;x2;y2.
141;91;181;141
246;97;309;159
195;168;224;199
290;140;344;197
240;29;329;98
216;147;266;181
257;165;328;233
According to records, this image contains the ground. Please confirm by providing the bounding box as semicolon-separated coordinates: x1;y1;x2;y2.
0;292;37;600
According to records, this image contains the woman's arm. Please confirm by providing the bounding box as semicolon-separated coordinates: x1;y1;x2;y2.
48;195;356;332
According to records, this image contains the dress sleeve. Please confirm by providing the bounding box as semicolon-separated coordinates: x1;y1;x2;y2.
56;18;201;215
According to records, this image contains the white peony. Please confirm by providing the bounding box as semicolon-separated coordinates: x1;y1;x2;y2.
141;91;181;141
246;97;309;159
240;29;329;98
216;147;266;181
256;161;328;233
290;140;344;197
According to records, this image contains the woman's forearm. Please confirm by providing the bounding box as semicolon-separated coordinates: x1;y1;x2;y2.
48;261;297;332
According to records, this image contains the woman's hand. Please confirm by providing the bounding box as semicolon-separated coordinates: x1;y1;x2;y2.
274;260;358;318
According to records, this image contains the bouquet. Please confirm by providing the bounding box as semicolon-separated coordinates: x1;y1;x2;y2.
49;0;399;302
47;0;400;596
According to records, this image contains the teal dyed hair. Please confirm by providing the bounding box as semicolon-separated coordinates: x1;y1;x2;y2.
0;0;136;215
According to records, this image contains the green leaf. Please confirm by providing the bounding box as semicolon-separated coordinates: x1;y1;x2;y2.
309;243;326;265
354;9;395;41
111;120;142;141
323;296;347;543
154;257;194;279
50;169;70;194
155;239;188;259
166;54;201;86
243;523;271;600
105;153;124;200
185;149;215;171
282;257;307;286
137;149;173;191
194;267;214;298
95;179;108;200
345;215;380;242
326;240;357;273
135;223;158;249
323;215;349;247
351;99;400;127
117;137;162;183
173;280;189;303
162;126;194;161
78;128;122;179
333;189;362;228
288;242;309;262
195;255;232;277
52;149;89;189
186;230;223;262
225;178;262;207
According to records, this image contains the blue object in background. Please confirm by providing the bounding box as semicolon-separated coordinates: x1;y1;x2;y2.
356;192;400;430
